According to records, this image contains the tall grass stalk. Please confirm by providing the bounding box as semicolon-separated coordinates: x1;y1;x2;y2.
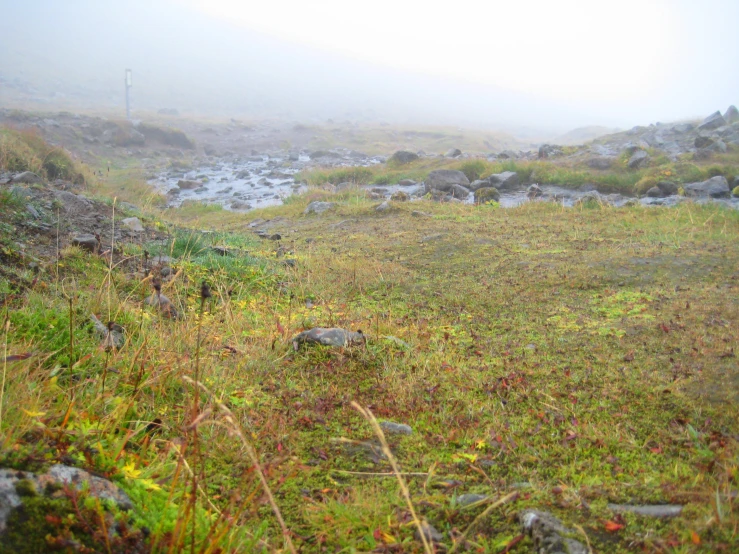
351;401;434;554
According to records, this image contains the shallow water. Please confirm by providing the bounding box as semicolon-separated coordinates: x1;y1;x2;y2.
151;157;739;212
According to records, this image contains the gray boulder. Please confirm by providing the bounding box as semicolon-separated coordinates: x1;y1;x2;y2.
10;171;43;184
375;200;391;212
448;184;470;198
379;421;413;435
538;144;562;159
388;151;419;165
292;327;365;349
657;181;679;195
646;186;665;198
55;190;94;215
0;465;133;532
474;187;501;203
488;171;519;190
445;148;462;158
672;123;694;133
684;176;730;198
424;170;470;192
304;201;335;214
469;179;490;191
627;150;650;169
695;135;715;149
698;111;727;131
723;105;739;124
397;179;417;186
527;184;543;198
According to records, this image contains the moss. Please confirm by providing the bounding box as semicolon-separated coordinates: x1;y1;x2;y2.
0;495;75;553
13;479;37;498
732;186;739;197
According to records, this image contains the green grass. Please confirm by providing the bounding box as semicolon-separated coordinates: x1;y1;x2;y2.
1;189;738;552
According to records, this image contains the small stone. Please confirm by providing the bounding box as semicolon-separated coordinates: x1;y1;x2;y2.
121;217;144;232
379;421;413;435
375;200;391;212
414;521;443;543
608;503;683;518
628;150;650;169
474;187;500;204
72;234;99;253
10;171;43;184
390;191;409;202
398;179;417;186
292;327;365;349
519;510;589;554
455;493;488;507
411;210;430;217
177;179;200;189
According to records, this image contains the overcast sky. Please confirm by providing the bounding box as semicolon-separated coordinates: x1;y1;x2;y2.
1;0;737;132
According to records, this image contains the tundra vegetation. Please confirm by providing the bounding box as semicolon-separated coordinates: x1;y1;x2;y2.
0;127;737;553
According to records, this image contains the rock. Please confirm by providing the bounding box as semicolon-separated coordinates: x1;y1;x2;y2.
469;179;490;191
587;157;615;170
684;176;730;198
137;123;194;149
390;191;409;202
627;150;650;169
292;327;365;349
375;200;391;212
388;151;419;165
121;217;144;232
448;184;470;198
10;171;43;184
304;201;335;215
487;171;519;190
0;465;133;532
574;191;604;206
733;186;739;198
725;105;739;124
455;494;488;507
422;233;445;242
519;510;589;554
177;179;200;190
25;204;40;218
474;187;501;204
72;234;99;253
379;421;413;435
411;210;431;217
498;150;518;159
445;148;462;158
646;186;664;198
695;135;715;149
657;181;679;195
54;190;94;215
398;179;417;186
230;201;253;210
672;123;694;133
414;521;443;543
424;170;470;192
527;184;543;198
90;314;124;350
144;292;180;319
709;139;727;153
699;111;727;131
538;144;562;159
608;503;683;518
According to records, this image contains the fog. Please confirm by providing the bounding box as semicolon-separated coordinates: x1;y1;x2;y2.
1;0;737;134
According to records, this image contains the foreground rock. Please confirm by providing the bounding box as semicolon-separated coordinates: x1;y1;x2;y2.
519;510;588;554
487;171;519;190
474;187;501;203
0;465;133;532
292;327;365;349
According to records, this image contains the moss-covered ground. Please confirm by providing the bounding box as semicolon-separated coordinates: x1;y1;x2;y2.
1;151;738;551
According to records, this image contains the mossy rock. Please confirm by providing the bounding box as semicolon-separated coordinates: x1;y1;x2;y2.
474;186;500;204
732;186;739;197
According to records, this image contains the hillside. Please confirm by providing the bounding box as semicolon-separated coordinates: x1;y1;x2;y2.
0;113;738;553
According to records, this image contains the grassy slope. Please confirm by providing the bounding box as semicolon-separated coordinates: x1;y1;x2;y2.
1;183;738;551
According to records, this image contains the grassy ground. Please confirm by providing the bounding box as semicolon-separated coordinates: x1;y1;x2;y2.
1;177;738;551
298;148;739;196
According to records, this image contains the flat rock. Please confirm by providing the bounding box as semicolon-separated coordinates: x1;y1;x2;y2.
684;175;730;198
55;190;94;215
292;327;365;349
455;493;488;507
487;171;519;190
608;503;683;518
425;169;470;192
121;217;144;232
698;110;726;131
72;234;99;253
379;421;413;435
10;171;43;184
375;200;391;212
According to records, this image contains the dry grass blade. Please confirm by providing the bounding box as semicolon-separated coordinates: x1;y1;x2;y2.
447;491;519;554
183;376;297;554
350;401;434;554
